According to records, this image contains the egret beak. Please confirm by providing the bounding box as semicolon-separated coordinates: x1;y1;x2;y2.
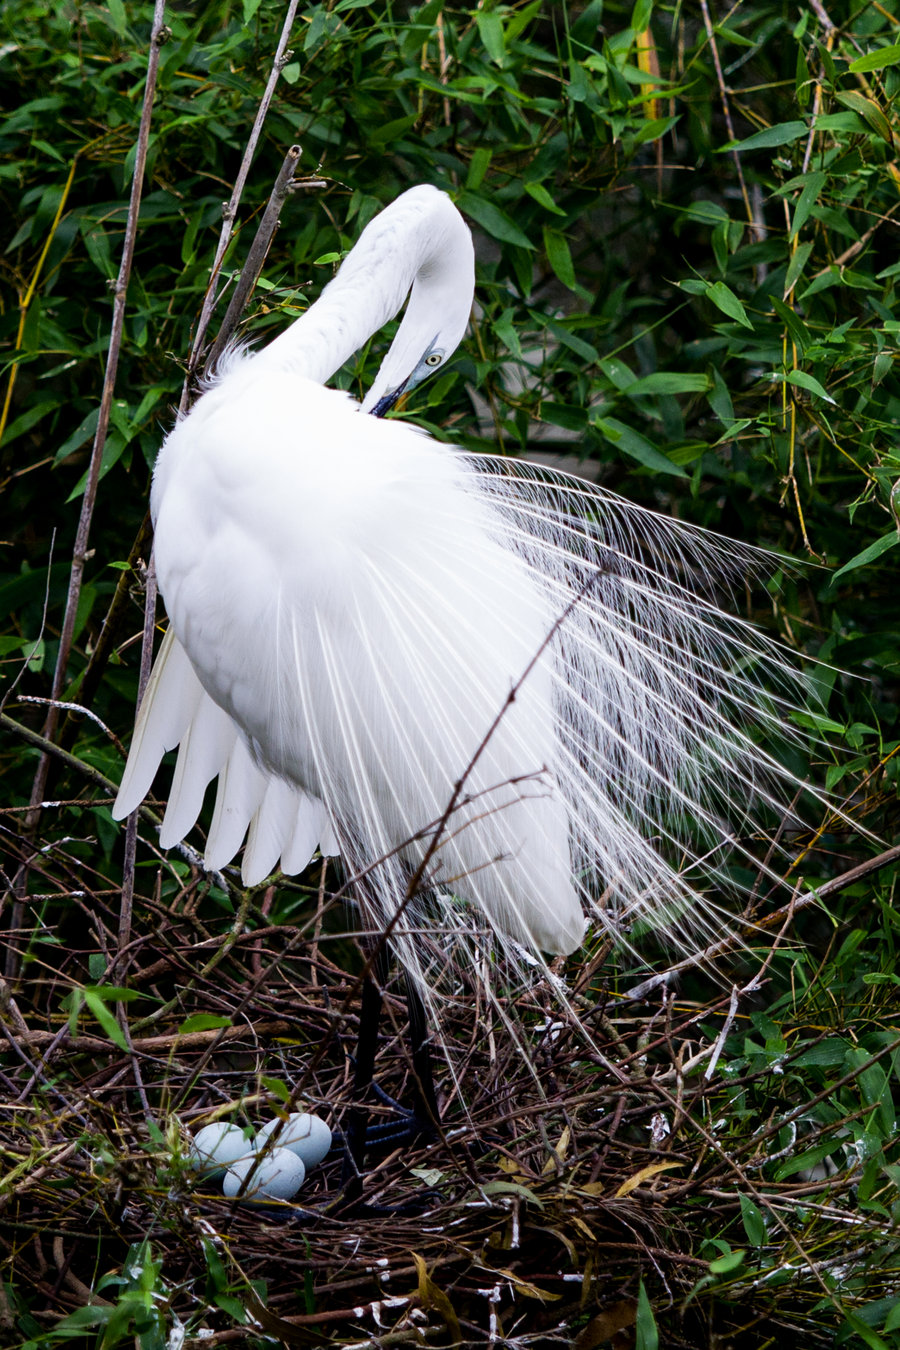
369;380;409;418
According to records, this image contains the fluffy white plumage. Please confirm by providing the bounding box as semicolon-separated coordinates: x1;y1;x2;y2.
114;185;802;985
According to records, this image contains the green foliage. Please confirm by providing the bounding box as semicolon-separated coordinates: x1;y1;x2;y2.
1;1;899;1347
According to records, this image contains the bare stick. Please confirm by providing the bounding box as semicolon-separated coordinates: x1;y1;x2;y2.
625;841;900;1001
698;0;753;228
116;557;158;973
25;0;169;835
207;144;309;371
6;2;169;983
66;509;154;732
183;0;304;396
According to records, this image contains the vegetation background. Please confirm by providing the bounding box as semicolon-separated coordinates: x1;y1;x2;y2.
1;0;899;1345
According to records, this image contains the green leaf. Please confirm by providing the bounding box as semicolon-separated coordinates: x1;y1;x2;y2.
783;369;835;404
739;1194;767;1247
707;281;753;328
55;407;100;463
541;403;588;432
83;988;129;1051
625;372;710;396
177;1014;233;1034
466;147;492;191
106;0;127;34
600;356;638;390
789;171;826;240
65;431;126;501
260;1076;292;1103
1;398;56;448
475;10;505;65
848;44;900;74
709;1250;745;1275
593;416;688;477
835;91;894;144
633;114;681;145
542;315;598;362
543;227;577;290
707;368;734;422
724;120;808;151
635;1280;659;1350
459;193;535;250
524;181;566;215
478;1180;543;1207
831;530;899;583
493;308;524;359
771;295;810;353
367;115;417;145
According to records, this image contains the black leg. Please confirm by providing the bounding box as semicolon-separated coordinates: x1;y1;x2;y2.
339;952;441;1199
341;948;386;1194
404;971;438;1131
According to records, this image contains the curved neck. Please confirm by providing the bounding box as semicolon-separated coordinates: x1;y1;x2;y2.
259;246;421;385
255;188;470;387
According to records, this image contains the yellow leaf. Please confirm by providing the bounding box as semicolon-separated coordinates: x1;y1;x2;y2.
635;28;660;122
614;1160;683;1198
541;1125;571;1175
412;1252;462;1342
491;1266;562;1302
497;1154;529;1183
574;1299;638;1350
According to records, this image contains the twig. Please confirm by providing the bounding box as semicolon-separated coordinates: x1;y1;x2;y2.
17;696;124;755
184;0;304;395
625;842;900;1001
0;530;55;718
25;0;169;843
61;510;154;735
116;555;158;976
207;144;306;371
698;0;753;228
2;712;124;803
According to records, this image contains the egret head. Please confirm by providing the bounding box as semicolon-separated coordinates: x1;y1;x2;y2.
366;340;447;417
359;188;475;416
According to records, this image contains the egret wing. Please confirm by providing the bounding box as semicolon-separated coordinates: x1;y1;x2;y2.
113;627;334;881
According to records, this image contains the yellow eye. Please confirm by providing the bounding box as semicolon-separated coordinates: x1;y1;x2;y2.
424;352;442;367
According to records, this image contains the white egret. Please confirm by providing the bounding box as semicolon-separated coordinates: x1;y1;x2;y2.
114;185;804;1166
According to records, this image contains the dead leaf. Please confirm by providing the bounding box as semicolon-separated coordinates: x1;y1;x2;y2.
412;1251;462;1342
614;1160;683;1198
574;1298;638;1350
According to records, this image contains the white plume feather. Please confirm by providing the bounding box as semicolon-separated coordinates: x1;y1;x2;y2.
113;186;819;1012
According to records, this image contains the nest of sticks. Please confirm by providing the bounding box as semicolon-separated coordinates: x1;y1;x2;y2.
1;832;897;1350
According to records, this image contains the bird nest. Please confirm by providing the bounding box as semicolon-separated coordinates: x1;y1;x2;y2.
1;857;897;1349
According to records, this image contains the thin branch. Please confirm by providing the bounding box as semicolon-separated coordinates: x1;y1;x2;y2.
207;144;308;371
625;842;900;1001
3;712;135;804
63;510;154;735
116;557;158;973
184;0;304;394
698;0;753;228
26;0;169;837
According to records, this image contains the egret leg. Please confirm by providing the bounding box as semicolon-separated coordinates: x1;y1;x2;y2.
404;971;439;1128
340;954;439;1198
341;954;385;1194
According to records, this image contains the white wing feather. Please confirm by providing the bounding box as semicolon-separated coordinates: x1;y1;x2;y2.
114;609;334;882
114;358;806;985
114;628;202;818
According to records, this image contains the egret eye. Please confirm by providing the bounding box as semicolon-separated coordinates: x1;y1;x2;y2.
424;352;443;367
